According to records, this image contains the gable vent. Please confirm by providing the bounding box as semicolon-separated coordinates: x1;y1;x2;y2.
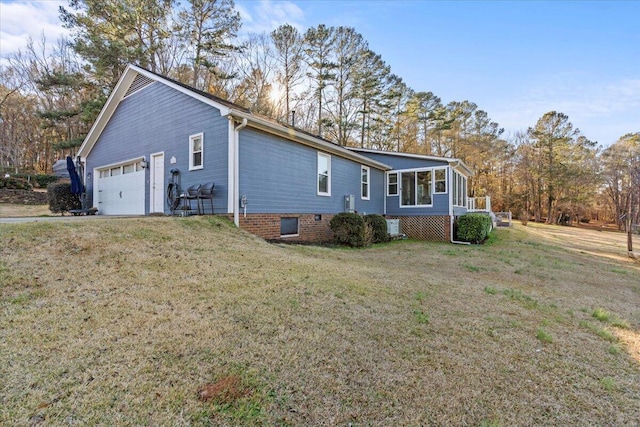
123;74;155;98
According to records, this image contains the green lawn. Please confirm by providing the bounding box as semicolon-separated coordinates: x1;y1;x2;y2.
1;217;638;426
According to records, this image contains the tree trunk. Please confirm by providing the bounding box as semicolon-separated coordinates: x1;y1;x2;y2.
628;193;635;256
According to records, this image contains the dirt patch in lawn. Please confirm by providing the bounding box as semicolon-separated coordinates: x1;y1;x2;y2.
1;217;638;426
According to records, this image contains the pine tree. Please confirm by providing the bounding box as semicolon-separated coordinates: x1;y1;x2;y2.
271;24;304;124
303;25;336;137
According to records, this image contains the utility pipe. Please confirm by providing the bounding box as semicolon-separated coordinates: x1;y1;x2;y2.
450;215;471;245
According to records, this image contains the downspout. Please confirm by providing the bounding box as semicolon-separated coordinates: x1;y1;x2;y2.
383;172;387;216
449;164;470;245
233;118;248;227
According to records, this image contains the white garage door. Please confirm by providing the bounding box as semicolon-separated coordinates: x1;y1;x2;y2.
97;161;145;215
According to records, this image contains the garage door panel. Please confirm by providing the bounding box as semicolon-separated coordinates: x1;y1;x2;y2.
97;167;145;215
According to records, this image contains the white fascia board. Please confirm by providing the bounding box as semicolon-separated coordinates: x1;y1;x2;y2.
450;161;474;177
78;64;232;158
227;112;392;171
348;147;474;177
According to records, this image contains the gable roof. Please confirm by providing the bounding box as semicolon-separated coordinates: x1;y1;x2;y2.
78;64;390;171
347;147;474;176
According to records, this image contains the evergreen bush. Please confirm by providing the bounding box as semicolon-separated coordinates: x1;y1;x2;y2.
330;212;366;247
47;182;81;214
0;176;33;190
364;214;390;243
456;213;493;244
27;174;59;188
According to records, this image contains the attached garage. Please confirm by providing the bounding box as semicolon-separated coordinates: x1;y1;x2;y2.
95;160;146;215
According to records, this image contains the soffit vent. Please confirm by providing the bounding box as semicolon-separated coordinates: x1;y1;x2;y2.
123;74;155;98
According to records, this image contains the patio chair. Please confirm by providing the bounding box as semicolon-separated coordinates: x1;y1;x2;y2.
197;182;215;214
182;184;201;215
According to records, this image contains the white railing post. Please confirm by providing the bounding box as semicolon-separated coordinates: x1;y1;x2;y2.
466;196;492;212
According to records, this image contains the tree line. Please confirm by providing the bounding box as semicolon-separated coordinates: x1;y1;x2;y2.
0;0;638;229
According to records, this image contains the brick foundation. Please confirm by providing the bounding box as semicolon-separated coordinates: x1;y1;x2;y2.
388;215;451;242
231;213;335;243
225;213;451;243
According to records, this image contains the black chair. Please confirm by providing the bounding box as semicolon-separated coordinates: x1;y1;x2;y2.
197;182;215;214
182;184;201;214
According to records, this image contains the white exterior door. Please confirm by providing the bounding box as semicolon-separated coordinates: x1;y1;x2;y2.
97;160;145;215
150;152;164;213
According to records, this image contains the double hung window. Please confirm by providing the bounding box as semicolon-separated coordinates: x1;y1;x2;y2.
361;166;370;200
189;133;203;170
317;152;331;196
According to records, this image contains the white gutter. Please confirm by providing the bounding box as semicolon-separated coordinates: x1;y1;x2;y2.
233;118;248;227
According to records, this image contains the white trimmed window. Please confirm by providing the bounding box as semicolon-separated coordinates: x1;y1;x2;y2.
387;173;398;196
401;169;433;206
317;152;331;196
452;170;468;207
189;132;204;170
434;168;447;193
361;166;370;200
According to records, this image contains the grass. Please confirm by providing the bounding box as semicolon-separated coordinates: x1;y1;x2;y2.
600;377;616;391
1;218;639;425
593;307;610;322
536;328;553;344
413;309;430;324
0;203;51;217
593;307;630;329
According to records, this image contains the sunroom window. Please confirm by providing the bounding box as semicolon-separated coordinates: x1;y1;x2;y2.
401;170;432;206
452;171;467;207
434;168;447;193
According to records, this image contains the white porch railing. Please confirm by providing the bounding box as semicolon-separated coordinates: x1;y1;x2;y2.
468;196;491;213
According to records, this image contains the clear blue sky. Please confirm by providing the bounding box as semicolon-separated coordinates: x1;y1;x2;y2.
2;0;639;146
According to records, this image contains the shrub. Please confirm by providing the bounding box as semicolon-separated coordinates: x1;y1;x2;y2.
330;212;366;247
456;213;492;244
580;217;590;224
35;174;60;188
13;174;59;188
0;176;33;190
363;214;390;243
47;182;81;214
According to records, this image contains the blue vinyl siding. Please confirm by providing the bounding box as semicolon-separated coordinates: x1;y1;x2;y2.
239;128;384;214
86;83;229;214
387;193;450;216
357;151;453;216
453;206;468;216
